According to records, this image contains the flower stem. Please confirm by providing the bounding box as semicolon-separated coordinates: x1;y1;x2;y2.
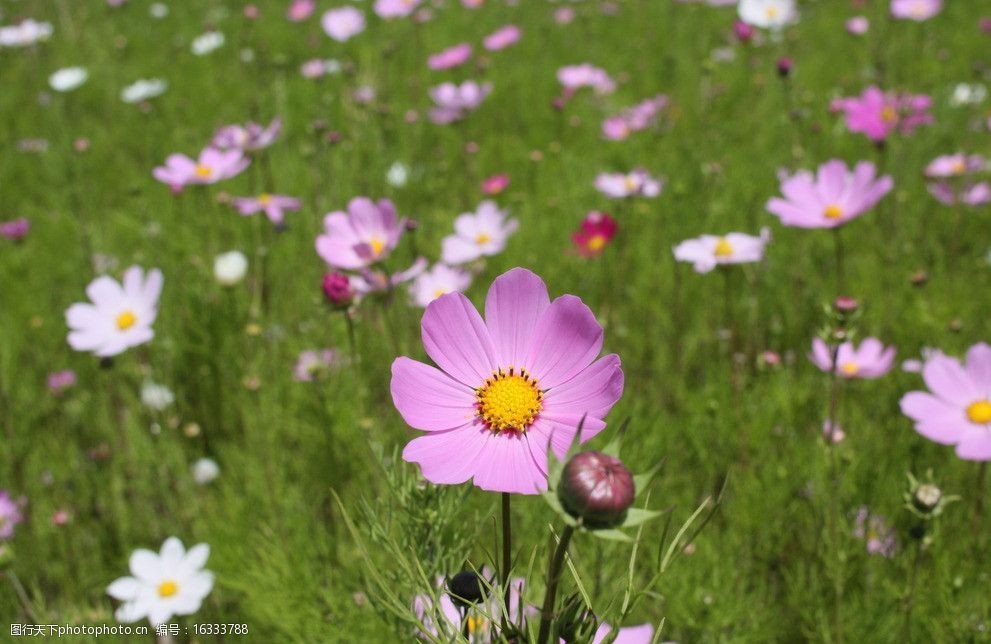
500;492;512;614
536;524;575;644
832;227;845;295
901;536;923;641
825;342;844;643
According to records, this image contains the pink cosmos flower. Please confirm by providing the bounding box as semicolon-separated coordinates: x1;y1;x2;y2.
293;349;342;381
673;229;770;273
428;43;472;70
900;343;991;460
211;118;281;152
316;197;406;270
846;15;869;34
152;148;250;189
572;212;618;258
287;0;315;21
594;169;663;198
809;337;896;379
927;182;991;206
0;491;23;539
410;263;473;308
0;217;29;241
891;0;941;21
301;59;331;78
831;86;933;142
391;268;624;494
484;25;521;51
554;7;576;24
766;160;893;228
823;420;845;443
375;0;422;19
925;153;985;178
853;507;896;557
602;95;668;140
557;64;616;96
924;154;990;206
481;174;509;195
321;7;366;42
351;257;428;295
441;201;518;265
66;266;163;358
429;81;492;124
47;369;77;394
232;193;301;226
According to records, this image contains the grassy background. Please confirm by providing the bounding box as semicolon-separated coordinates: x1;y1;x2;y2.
1;0;990;641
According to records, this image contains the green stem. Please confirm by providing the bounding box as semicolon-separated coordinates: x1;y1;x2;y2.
500;493;512;617
536;524;575;644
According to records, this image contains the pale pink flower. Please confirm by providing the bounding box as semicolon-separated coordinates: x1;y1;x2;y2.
0;217;29;241
428;81;492;123
891;0;941;21
594;169;663;198
293;349;341;381
441;201;518;265
231;193;301;226
557;64;616;95
351;257;428;295
66;267;163;358
428;43;472;70
410;264;473;308
321;7;365;42
481;174;510;195
602;95;668;140
47;370;77;394
673;229;771;273
846;16;869;34
809;337;896;379
853;507;896;557
766;160;893;228
153;148;250;189
316;198;406;270
484;25;521;51
211;118;281;152
287;0;315;21
924;153;985;178
375;0;422;19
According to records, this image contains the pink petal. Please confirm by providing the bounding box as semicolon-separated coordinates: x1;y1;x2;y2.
956;430;991;460
391;357;477;431
965;343;991;394
421;293;498;386
484;268;551;369
402;423;489;485
470;431;548;494
524;295;603;389
923;355;981;406
542;354;623;418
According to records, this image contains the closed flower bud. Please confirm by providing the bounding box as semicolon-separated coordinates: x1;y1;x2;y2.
834;296;858;313
913;483;942;512
321;272;354;308
776;57;793;78
558;451;635;529
447;570;487;608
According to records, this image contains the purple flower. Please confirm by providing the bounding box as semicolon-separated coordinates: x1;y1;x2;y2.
231;193;301;226
853;506;896;557
0;217;29;241
410;263;473;308
601;95;668;140
375;0;421;19
211;118;281;152
891;0;941;21
809;337;896;379
153;148;250;190
557;64;616;95
47;370;77;394
0;491;23;539
321;6;365;42
831;86;933;142
293;349;341;381
429;81;492;124
483;25;521;51
315;198;406;270
767;160;893;229
428;43;472;70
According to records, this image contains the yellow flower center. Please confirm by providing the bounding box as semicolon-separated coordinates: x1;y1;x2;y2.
194;164;213;178
116;310;137;330
881;106;898;123
369;238;385;256
157;580;178;598
586;235;607;252
475;232;492;245
824;204;843;219
476;368;543;433
432;288;448;300
623;176;638;191
840;362;859;376
766;5;779;18
950;159;966;175
967;400;991;424
714;238;734;257
466;615;487;635
258;193;272;205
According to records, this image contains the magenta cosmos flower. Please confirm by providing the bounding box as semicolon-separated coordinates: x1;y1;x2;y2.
152;148;249;189
484;25;521;51
673;229;770;273
232;193;301;225
211;118;281;151
900;343;991;460
316;197;406;270
809;337;896;379
766;160;893;228
0;217;29;241
66;266;163;357
321;6;365;41
831;86;933;142
391;268;624;494
891;0;941;21
428;43;471;70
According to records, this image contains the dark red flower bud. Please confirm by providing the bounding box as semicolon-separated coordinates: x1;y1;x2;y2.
558;451;635;529
321;272;354;308
447;570;487;608
833;296;858;313
776;57;793;78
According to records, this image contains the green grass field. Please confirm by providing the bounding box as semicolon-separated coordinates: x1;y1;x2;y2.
2;0;990;641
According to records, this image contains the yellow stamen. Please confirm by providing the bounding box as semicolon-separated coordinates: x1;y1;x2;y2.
475;233;492;245
824;204;843;219
766;5;779;18
369;238;385;256
840;362;859;376
432;288;448;300
967;400;991;424
476;368;543;433
194;165;213;178
623;176;638;192
714;238;734;257
881;106;897;123
586;235;607;252
116;310;137;331
157;581;178;598
466;615;487;635
258;193;272;205
950;160;966;175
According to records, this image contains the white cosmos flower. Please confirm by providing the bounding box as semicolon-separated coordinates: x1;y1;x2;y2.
0;19;53;48
191;458;220;485
121;78;168;104
141;381;175;411
738;0;798;30
49;67;88;92
191;31;224;56
409;263;472;308
950;83;986;107
107;537;214;626
213;251;248;286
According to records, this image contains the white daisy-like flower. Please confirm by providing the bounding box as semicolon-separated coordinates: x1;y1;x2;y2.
738;0;798;30
49;67;88;93
107;537;214;626
213;251;248;286
191;31;224;56
121;78;168;104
